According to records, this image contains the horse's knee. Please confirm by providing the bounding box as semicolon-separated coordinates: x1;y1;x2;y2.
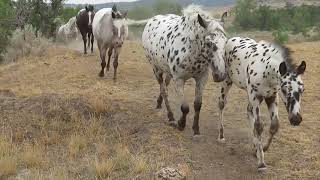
181;103;189;115
101;62;106;67
219;98;225;110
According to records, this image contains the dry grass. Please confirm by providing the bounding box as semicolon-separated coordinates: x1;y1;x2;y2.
0;157;17;177
68;134;87;158
132;156;148;174
92;158;115;179
20;144;46;168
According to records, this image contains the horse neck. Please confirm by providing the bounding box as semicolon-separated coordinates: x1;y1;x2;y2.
267;57;284;87
184;16;206;57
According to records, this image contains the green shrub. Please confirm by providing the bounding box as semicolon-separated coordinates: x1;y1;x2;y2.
272;30;289;44
232;0;320;34
4;25;51;63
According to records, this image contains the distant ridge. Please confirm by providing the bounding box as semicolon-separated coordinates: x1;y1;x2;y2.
64;0;236;10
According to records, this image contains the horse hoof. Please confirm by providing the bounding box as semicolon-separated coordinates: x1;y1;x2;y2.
99;72;104;77
168;121;177;128
257;163;267;172
217;137;226;143
192;134;203;142
177;122;186;131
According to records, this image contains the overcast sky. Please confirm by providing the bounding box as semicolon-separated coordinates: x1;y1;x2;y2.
65;0;139;4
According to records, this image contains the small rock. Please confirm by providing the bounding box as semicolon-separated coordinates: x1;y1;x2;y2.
155;167;186;180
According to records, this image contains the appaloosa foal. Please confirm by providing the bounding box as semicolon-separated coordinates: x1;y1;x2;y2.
218;37;306;170
142;5;227;135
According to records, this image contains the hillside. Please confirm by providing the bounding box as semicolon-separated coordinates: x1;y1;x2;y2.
0;40;319;179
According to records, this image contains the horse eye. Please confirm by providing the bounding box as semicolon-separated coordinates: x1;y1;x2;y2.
205;41;212;47
212;44;218;51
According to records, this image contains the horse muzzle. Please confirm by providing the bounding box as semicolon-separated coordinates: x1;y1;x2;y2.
289;113;302;126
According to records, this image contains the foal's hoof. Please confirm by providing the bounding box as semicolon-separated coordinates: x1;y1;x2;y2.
257;163;267;172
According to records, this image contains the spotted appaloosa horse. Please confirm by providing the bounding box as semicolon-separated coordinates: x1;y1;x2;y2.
218;37;306;170
92;5;128;80
76;5;95;54
142;5;227;135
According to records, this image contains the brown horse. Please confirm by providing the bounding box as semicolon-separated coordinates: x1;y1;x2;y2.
76;5;95;54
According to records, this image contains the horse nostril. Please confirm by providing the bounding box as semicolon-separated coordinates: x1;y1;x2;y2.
290;113;302;126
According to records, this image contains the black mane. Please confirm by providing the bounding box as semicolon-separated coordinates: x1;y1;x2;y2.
277;43;297;71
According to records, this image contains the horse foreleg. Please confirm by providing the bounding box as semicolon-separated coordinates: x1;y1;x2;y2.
191;72;208;135
107;47;113;71
99;46;107;77
218;78;233;142
91;34;94;53
87;33;91;49
174;78;188;131
82;35;87;54
248;93;266;171
113;48;120;80
264;95;279;152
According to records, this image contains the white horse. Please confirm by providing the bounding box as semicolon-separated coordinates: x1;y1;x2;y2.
57;17;79;42
92;5;128;80
218;37;306;170
142;5;227;135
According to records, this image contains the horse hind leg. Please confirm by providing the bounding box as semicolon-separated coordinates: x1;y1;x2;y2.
218;78;233;142
154;69;174;122
156;75;171;109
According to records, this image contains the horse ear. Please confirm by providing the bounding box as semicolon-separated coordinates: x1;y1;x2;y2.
112;11;116;19
122;11;128;18
297;61;306;75
198;14;208;29
221;12;227;23
112;4;117;12
85;6;89;12
279;62;287;76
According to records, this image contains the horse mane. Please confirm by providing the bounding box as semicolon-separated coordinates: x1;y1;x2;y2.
182;4;212;20
274;43;297;70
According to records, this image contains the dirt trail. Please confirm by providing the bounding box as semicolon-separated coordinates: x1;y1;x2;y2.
0;40;319;179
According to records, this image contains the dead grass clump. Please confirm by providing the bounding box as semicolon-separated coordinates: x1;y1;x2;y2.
68;134;87;158
88;96;109;114
132;156;148;174
4;24;51;63
92;158;114;179
20;144;45;168
113;143;132;171
0;157;17;177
